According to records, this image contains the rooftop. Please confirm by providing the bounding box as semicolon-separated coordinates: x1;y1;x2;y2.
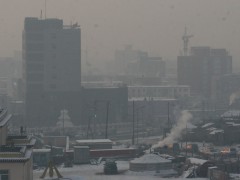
7;135;36;147
128;85;190;88
221;110;240;120
0;109;11;127
131;154;171;164
76;139;112;144
128;97;177;102
33;149;51;153
0;146;27;159
0;149;32;163
0;146;23;153
188;157;208;165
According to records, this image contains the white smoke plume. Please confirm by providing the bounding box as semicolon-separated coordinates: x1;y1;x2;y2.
229;91;240;106
153;110;192;148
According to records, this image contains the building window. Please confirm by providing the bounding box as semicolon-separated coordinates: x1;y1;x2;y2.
0;170;9;180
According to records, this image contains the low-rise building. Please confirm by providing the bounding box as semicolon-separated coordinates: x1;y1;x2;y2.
128;85;190;99
75;139;113;150
33;149;51;167
0;146;33;180
0;109;34;180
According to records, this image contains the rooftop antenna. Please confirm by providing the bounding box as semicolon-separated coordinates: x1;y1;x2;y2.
182;27;193;56
45;0;47;19
40;10;43;19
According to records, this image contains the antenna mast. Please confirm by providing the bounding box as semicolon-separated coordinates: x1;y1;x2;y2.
182;27;193;56
45;0;47;19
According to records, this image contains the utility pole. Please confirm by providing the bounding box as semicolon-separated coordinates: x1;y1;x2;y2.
185;123;188;157
168;102;170;130
105;101;110;139
62;110;65;136
202;101;205;124
136;110;139;145
87;116;93;139
93;100;97;139
132;101;135;145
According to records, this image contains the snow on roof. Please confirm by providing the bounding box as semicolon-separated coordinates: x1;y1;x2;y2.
207;127;217;131
74;146;89;149
131;154;171;164
188;157;208;165
128;97;177;102
128;85;189;88
202;123;214;128
42;176;85;180
187;122;197;129
209;129;224;135
0;150;32;163
225;122;240;127
33;149;51;153
221;110;240;119
76;139;112;144
0;114;11;127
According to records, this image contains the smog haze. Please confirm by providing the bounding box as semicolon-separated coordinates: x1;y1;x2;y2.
1;0;240;69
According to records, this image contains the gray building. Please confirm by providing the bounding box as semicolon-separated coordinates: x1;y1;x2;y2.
128;85;190;99
137;56;166;78
178;47;232;98
115;45;147;75
81;86;128;124
212;73;240;108
115;45;165;78
23;17;81;127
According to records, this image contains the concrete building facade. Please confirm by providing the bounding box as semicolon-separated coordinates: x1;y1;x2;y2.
23;17;81;127
115;45;165;79
212;73;240;108
128;85;190;99
81;86;128;125
0;109;34;180
177;47;232;98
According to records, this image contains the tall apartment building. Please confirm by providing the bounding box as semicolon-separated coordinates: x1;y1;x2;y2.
115;45;166;84
115;45;148;75
177;47;232;98
23;18;81;127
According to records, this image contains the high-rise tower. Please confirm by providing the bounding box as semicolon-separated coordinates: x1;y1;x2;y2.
23;17;81;127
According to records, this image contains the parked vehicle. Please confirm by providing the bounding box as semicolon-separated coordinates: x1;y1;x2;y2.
104;159;118;175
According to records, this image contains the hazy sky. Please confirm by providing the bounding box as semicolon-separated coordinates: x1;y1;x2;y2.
1;0;240;68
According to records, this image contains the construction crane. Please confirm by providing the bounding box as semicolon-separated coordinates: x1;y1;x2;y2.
182;27;193;56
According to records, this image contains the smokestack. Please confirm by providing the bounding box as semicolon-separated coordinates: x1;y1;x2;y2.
152;110;192;148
